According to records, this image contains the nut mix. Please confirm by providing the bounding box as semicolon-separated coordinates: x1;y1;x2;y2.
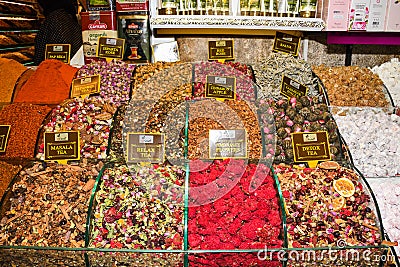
257;96;343;163
312;65;389;107
36;97;117;160
0;103;51;160
89;163;184;250
253;53;320;100
76;60;135;107
275;163;381;248
0;160;103;247
193;61;256;101
188;99;262;160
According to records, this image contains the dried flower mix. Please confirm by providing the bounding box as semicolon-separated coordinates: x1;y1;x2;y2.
0;103;51;160
0;160;103;247
193;61;256;101
76;60;135;107
276;163;381;248
90;163;184;250
36;97;116;160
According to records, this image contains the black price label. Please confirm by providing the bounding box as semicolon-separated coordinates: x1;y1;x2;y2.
71;75;101;98
209;129;247;159
44;131;80;164
208;40;234;61
205;76;236;100
127;133;165;163
273;32;301;57
97;37;125;59
0;125;11;153
280;75;308;99
291;131;331;163
45;44;71;64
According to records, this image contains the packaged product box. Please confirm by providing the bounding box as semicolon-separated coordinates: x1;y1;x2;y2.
117;13;150;63
116;0;149;11
81;11;118;64
86;0;116;11
385;0;400;31
326;0;351;31
366;0;387;31
348;0;371;31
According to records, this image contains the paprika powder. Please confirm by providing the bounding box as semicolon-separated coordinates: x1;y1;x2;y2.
13;59;78;104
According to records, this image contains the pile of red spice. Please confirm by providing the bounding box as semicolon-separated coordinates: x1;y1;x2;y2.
0;103;51;160
13;59;78;104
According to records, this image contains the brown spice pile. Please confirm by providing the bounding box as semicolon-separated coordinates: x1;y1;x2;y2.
0;103;51;160
0;58;27;103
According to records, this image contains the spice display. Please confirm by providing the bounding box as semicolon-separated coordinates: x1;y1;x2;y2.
312;65;389;107
0;58;27;104
368;179;400;258
0;103;51;160
0;161;21;200
132;63;192;101
76;60;135;107
193;61;256;101
0;160;103;247
253;53;320;100
13;59;78;104
90;163;184;249
276;163;382;248
131;62;177;96
188;99;262;159
88;252;183;267
36;97;117;160
189;159;283;250
371;58;400;107
257;96;343;163
332;108;400;177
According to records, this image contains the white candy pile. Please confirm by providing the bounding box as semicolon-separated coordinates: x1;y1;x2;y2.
371;58;400;107
368;178;400;257
333;109;400;177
